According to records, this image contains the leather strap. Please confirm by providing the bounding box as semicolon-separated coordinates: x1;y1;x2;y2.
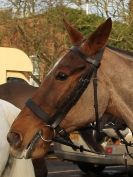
26;99;51;124
26;47;104;133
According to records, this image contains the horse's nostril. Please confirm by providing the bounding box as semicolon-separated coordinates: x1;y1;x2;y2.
7;131;22;147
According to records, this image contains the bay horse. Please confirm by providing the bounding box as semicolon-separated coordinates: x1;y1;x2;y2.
0;79;47;177
0;99;35;177
7;18;133;159
0;78;37;109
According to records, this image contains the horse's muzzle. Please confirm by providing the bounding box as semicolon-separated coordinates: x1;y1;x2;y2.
7;131;22;147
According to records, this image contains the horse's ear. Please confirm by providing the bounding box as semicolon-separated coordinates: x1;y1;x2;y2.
63;19;84;45
81;18;112;55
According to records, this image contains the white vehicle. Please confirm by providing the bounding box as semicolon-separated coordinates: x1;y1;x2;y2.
0;47;33;84
54;126;133;175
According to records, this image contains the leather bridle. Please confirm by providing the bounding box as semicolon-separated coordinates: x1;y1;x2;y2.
25;46;104;157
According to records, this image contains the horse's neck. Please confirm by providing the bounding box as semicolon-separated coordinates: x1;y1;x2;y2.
0;82;37;110
2;159;35;177
0;100;35;177
62;48;133;132
0;100;21;126
100;48;133;130
0;110;10;176
0;100;20;176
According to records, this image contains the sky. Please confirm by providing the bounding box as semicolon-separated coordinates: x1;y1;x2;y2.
0;0;10;8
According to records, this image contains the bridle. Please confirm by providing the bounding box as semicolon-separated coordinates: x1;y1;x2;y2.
25;46;104;157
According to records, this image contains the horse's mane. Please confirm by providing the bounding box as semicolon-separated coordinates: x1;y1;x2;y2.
7;77;28;83
107;45;133;58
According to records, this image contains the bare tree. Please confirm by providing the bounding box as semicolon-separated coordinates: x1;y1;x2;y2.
71;0;129;21
0;1;69;80
0;0;133;80
128;0;133;23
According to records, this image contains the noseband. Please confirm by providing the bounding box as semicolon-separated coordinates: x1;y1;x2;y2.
25;46;104;153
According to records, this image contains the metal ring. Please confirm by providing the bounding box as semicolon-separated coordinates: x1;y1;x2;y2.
39;124;56;143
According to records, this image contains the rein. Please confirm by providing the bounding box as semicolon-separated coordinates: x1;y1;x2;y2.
25;46;104;155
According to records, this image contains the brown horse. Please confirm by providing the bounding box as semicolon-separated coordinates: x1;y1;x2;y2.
0;79;47;177
7;18;133;160
0;79;37;109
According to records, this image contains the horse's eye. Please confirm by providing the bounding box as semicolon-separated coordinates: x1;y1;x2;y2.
56;72;68;81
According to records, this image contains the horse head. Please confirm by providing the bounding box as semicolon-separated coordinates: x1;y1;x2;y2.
7;18;112;159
